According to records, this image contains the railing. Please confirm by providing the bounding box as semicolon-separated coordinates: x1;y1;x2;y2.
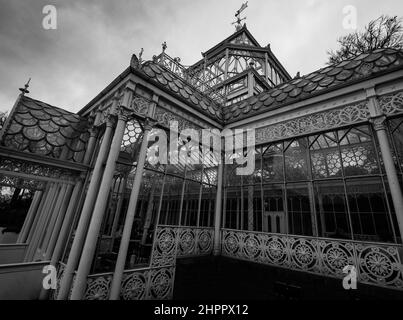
221;229;403;290
83;265;175;300
83;226;214;300
51;226;214;300
177;227;214;257
0;243;28;264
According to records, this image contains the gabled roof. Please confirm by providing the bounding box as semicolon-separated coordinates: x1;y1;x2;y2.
1;96;90;162
223;48;403;123
139;60;222;120
188;24;291;82
202;24;261;57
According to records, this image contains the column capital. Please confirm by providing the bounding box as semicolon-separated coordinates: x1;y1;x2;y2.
89;128;99;138
105;112;117;128
369;115;387;131
87;113;99;137
143;117;156;131
117;105;133;122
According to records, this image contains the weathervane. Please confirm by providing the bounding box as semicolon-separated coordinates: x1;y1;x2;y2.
19;78;31;95
232;2;248;31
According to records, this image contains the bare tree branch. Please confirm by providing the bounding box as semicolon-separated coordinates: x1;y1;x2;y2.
327;15;403;65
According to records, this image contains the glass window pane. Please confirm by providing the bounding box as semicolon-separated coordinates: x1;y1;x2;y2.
314;180;351;239
159;175;184;225
346;177;396;243
181;180;201;226
287;183;312;236
284;138;308;181
310;132;342;179
262;143;283;182
339;126;380;177
388;117;403;177
262;184;285;233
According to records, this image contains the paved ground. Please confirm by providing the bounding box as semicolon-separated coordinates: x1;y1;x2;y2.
173;256;403;300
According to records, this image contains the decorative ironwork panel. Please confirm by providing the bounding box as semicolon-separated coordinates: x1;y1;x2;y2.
81;226;212;300
261;234;288;267
82;266;175;300
221;229;403;290
317;240;355;278
379;91;403;116
177;227;214;257
130;96;151;116
355;243;403;288
150;227;178;268
0;173;46;190
255;102;370;144
84;273;112;300
121;269;148;300
288;237;320;272
147;266;175;300
0;157;78;181
154;107;202;133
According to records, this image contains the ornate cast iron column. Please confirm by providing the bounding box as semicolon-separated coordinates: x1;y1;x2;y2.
17;190;43;243
109;117;154;300
44;184;74;259
109;176;127;251
213;151;224;256
25;183;60;261
83;111;102;165
57;103;117;300
370;115;403;240
69;103;132;300
367;89;403;242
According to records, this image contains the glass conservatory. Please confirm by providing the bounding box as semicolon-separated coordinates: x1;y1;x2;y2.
0;24;403;300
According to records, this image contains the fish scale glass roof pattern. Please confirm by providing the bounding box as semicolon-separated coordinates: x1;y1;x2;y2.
1;96;90;162
139;60;222;120
222;48;403;123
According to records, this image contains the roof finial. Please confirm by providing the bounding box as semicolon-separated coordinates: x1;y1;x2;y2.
162;41;167;53
19;78;31;95
139;48;144;63
231;2;248;32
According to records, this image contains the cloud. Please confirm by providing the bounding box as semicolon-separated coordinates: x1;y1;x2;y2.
0;0;402;113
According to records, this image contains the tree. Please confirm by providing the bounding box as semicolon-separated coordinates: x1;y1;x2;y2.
328;15;403;65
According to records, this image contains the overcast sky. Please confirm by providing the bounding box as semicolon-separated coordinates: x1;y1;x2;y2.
0;0;402;113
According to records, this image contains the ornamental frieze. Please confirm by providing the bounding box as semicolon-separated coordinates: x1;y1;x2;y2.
255;102;370;144
0;173;46;191
379;91;403;116
0;157;78;182
154;107;203;133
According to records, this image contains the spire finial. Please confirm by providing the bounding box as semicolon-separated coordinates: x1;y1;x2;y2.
231;2;248;32
19;78;31;95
